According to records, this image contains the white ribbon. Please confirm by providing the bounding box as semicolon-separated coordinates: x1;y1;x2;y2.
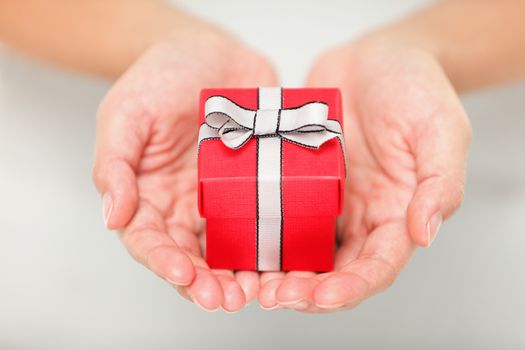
200;95;343;149
198;88;344;271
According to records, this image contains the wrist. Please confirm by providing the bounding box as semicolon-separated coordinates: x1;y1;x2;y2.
353;26;441;63
106;3;241;79
349;26;457;86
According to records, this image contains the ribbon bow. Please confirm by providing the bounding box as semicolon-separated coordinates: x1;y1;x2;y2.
203;96;342;149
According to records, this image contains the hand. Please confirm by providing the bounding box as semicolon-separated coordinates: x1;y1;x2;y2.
258;39;471;312
92;20;277;312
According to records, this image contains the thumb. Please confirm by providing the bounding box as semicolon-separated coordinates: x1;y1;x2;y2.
407;106;472;247
92;95;150;230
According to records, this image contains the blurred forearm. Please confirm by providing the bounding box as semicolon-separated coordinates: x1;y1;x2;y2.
0;0;203;78
364;0;525;92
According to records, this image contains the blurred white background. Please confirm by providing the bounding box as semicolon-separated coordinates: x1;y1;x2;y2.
1;1;524;349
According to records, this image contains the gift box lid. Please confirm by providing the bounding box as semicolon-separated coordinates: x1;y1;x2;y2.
198;88;345;219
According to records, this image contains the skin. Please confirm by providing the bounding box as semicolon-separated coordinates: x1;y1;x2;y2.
259;41;471;312
93;34;277;312
1;0;524;313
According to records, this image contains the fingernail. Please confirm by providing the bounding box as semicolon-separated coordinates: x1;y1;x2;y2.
165;276;192;287
426;211;443;247
293;300;310;311
102;193;113;228
316;302;345;310
278;298;304;307
165;265;193;286
220;306;240;314
260;303;279;311
193;297;219;313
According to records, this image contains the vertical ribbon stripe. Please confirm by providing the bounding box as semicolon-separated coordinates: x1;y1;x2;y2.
256;87;283;271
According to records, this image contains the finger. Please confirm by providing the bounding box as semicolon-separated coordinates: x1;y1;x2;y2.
187;266;223;312
174;285;192;302
407;103;472;247
275;275;318;307
258;278;283;310
260;271;326;310
167;222;202;259
166;206;231;311
276;274;341;313
119;200;195;286
235;271;260;304
313;220;415;310
294;301;373;314
334;235;367;269
259;271;285;286
92;92;151;229
214;270;246;313
292;301;343;314
258;271;286;309
170;249;225;312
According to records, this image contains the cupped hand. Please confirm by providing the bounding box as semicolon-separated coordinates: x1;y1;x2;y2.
258;40;471;312
92;20;277;312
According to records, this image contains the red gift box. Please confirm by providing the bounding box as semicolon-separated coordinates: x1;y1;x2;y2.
198;87;345;272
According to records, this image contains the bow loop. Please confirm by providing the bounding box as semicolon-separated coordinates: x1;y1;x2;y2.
203;95;341;149
205;96;255;130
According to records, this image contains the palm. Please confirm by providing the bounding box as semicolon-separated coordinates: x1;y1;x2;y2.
95;39;277;311
334;97;417;273
259;44;470;312
334;47;426;270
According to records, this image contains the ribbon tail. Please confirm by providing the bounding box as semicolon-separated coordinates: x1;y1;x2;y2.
220;130;253;149
198;123;220;145
281;130;339;149
325;119;346;159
